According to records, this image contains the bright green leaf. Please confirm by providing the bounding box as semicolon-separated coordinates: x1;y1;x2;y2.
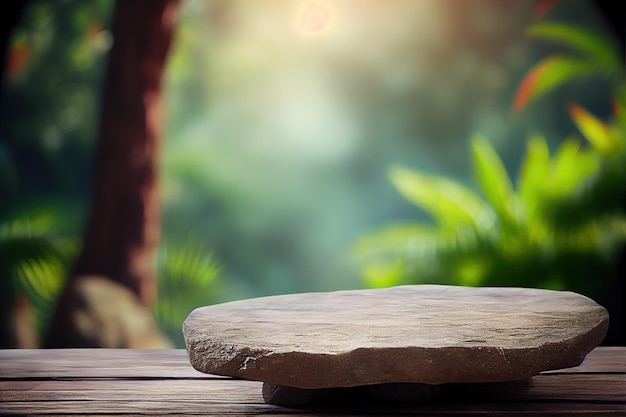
352;223;437;260
17;257;65;302
454;257;490;287
155;237;221;331
389;166;494;229
362;260;404;288
551;139;599;195
569;103;621;156
514;56;604;111
471;135;516;228
518;134;551;212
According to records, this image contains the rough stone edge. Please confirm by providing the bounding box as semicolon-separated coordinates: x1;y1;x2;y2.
184;314;608;389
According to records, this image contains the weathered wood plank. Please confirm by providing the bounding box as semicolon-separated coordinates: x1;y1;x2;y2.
0;381;43;391
448;374;626;402
0;349;212;379
1;374;624;403
0;348;624;416
2;399;625;416
543;346;626;373
0;379;263;403
19;413;626;417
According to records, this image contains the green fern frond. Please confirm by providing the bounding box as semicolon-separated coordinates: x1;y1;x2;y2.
155;237;221;339
0;216;77;335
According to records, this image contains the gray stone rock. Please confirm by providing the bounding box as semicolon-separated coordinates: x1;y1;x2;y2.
183;285;608;389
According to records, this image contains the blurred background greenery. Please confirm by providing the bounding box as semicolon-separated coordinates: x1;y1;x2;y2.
1;0;623;347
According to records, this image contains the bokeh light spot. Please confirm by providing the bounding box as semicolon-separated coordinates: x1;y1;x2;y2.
296;2;335;36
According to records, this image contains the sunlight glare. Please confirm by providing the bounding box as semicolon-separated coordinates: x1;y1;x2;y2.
295;1;335;36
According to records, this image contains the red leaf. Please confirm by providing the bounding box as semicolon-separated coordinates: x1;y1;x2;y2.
14;295;38;348
7;40;29;81
532;0;559;20
513;59;550;112
85;23;103;41
567;102;585;122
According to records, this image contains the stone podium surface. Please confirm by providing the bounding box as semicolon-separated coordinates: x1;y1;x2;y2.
183;285;608;403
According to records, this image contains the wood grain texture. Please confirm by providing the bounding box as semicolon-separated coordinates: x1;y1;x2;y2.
0;349;209;378
544;346;626;373
2;374;623;402
0;347;624;416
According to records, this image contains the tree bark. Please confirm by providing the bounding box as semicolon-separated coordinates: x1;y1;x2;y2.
75;0;180;306
46;0;180;347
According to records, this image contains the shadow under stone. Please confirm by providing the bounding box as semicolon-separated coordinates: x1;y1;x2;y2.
262;379;531;406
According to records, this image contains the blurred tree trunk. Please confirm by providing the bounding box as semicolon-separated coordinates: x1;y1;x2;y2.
46;0;180;348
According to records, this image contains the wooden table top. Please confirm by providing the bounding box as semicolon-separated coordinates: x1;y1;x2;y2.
1;347;625;416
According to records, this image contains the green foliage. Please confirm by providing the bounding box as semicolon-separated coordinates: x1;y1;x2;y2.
542;101;626;228
354;113;626;295
527;22;620;68
0;213;78;336
1;0;224;348
569;103;623;156
514;22;622;111
0;215;223;347
471;134;516;231
1;0;112;342
513;8;626;230
355;8;626;295
154;237;221;347
1;0;113;203
389;166;493;230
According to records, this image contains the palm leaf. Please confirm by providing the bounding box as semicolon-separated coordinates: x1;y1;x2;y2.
352;223;437;260
471;135;517;230
517;134;551;213
155;238;221;332
550;139;599;196
0;223;75;335
568;103;621;156
514;56;603;111
361;259;405;288
389;165;494;230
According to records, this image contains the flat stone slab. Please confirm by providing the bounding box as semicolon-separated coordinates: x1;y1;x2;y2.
183;285;608;390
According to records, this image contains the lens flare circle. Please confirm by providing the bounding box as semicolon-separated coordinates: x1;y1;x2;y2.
295;2;335;36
